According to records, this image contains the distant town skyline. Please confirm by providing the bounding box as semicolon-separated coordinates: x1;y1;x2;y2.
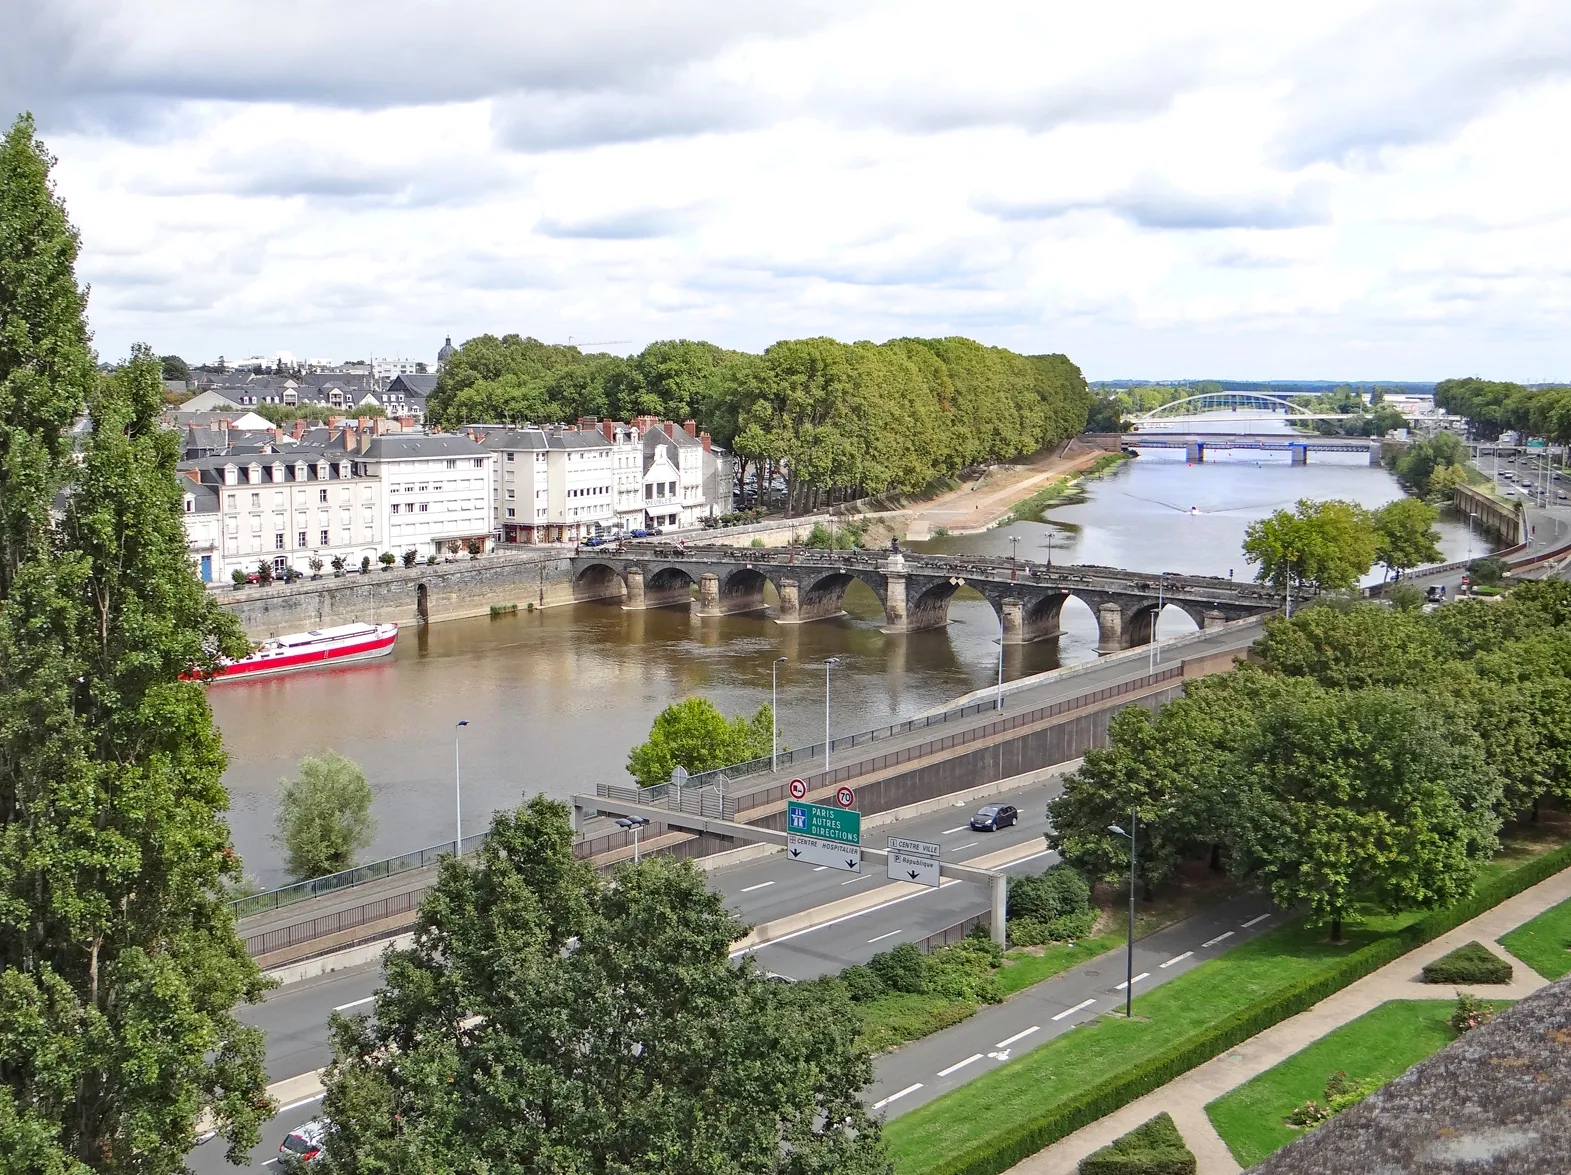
10;1;1571;382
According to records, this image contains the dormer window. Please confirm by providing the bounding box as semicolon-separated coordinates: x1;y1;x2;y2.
271;462;285;482
317;461;328;480
183;495;194;513
224;464;238;486
295;462;307;482
247;464;261;485
339;462;351;479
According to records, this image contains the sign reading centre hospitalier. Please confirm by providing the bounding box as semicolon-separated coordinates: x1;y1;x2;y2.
786;800;862;873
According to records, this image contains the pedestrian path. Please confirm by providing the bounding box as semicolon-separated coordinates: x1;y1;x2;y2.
1003;864;1571;1175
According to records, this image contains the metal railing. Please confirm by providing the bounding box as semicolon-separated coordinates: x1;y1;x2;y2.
243;884;431;958
917;912;991;953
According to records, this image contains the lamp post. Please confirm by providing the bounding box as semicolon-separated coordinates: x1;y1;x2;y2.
1045;532;1054;568
1109;814;1138;1018
771;656;788;771
823;657;841;774
1148;578;1165;673
993;637;1005;712
1009;534;1020;581
454;720;469;858
615;815;650;863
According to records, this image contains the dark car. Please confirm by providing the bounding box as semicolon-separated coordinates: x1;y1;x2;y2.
970;803;1019;831
627;528;649;539
583;535;608;547
278;1118;328;1169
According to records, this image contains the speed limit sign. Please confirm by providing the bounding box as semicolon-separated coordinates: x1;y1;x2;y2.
835;786;856;808
788;778;807;800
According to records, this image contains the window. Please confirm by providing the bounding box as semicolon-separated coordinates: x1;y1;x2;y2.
184;496;194;513
506;507;515;518
320;530;329;545
273;491;284;508
419;503;429;513
645;485;653;500
319;488;328;503
506;452;514;462
250;493;261;509
474;458;485;468
418;483;429;492
274;533;285;550
390;503;399;514
505;489;515;499
446;459;457;469
225;493;236;509
297;531;307;548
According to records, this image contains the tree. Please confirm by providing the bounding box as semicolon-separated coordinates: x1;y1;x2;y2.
158;354;190;382
319;798;887;1174
626;697;774;787
274;752;377;880
0;112;271;1171
1252;602;1443;690
1228;686;1500;939
401;548;417;568
1373;497;1443;579
378;550;395;569
1242;498;1377;607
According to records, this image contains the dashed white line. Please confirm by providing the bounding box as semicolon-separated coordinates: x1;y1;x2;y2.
333;995;375;1012
727;880;958;958
1114;972;1151;990
812;866;829;872
872;1083;924;1111
941;826;968;834
1005;849;1055;869
937;1053;984;1077
1242;914;1271;928
995;1025;1040;1048
949;841;979;852
740;881;776;893
1159;951;1193;969
841;873;873;885
275;1092;326;1116
868;929;904;944
1202;931;1235;948
1052;999;1097;1022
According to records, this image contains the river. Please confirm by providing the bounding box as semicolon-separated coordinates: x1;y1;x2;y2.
213;425;1493;886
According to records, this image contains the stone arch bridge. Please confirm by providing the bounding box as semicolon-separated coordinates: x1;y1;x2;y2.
569;545;1282;651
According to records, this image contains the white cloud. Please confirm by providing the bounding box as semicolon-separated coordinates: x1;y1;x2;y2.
12;0;1571;378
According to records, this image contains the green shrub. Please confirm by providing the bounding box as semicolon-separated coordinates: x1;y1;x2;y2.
841;964;886;1002
1388;583;1426;612
916;839;1571;1175
1008;866;1096;945
869;942;929;994
1077;1112;1195;1175
1420;940;1512;985
1009;910;1098;947
750;537;766;548
1286;1070;1379;1129
1450;991;1497;1034
1469;556;1508;587
489;603;518;617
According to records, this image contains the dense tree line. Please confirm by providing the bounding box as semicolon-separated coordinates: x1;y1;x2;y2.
1242;496;1443;604
1436;377;1571;442
1288;387;1407;436
1382;430;1482;499
1049;582;1571;938
430;334;1091;513
0;116;270;1168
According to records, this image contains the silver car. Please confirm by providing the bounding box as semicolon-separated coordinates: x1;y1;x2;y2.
278;1118;329;1169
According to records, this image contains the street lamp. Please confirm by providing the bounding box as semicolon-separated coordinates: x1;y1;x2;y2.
454;720;469;858
1108;815;1138;1018
993;637;1005;712
1148;578;1165;673
823;657;841;774
615;815;650;864
771;656;788;771
1045;532;1054;568
1009;534;1020;581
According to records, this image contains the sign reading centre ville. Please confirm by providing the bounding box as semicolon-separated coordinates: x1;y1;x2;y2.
786;801;862;872
886;835;941;888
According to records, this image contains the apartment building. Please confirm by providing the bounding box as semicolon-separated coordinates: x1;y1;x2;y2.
476;426;615;543
355;433;495;558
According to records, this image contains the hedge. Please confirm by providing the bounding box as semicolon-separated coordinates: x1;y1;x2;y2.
915;839;1571;1175
1420;940;1513;985
1078;1112;1195;1175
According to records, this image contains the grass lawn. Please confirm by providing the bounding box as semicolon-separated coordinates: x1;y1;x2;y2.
1204;999;1510;1167
1499;895;1571;980
996;935;1123;997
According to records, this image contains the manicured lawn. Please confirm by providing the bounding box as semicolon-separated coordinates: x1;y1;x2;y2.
1204;999;1509;1167
996;935;1123;997
883;918;1383;1171
1499;895;1571;980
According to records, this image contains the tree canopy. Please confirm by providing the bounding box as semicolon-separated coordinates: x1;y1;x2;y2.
319;797;888;1174
275;751;377;881
1242;498;1378;603
1372;497;1444;579
626;696;775;787
0;113;270;1172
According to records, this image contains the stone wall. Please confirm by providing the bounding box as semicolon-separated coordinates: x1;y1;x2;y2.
217;551;585;638
1453;483;1524;546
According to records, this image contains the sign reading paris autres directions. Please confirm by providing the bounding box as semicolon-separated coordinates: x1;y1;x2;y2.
787;801;861;873
886;835;941;888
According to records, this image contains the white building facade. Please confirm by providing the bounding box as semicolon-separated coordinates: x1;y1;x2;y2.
478;426;615;543
357;434;495;558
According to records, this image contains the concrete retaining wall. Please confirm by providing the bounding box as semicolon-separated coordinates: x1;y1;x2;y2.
217;552;582;638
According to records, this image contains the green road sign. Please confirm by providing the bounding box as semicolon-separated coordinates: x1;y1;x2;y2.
787;801;861;846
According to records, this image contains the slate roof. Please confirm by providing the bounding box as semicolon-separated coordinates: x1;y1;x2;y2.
359;434;490;460
475;426;612;453
1250;974;1571;1174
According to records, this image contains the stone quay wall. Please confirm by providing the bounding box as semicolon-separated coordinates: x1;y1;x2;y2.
217;551;586;638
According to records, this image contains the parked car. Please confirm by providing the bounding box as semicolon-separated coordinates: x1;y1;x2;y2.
648;527;664;536
278;1119;329;1169
970;803;1019;831
583;535;609;547
627;528;649;539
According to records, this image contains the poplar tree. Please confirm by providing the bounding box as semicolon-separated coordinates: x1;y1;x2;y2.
0;113;271;1172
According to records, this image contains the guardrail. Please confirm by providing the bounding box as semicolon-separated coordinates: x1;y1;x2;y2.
243;884;431;958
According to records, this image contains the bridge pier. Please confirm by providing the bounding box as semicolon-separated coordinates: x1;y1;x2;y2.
695;573;722;616
621;566;645;610
1096;602;1125;652
775;576;849;624
1204;609;1227;631
1000;592;1067;644
1291;443;1308;465
1186;441;1204;463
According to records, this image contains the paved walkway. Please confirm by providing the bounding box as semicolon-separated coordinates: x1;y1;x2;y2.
904;447;1111;537
1005;864;1571;1175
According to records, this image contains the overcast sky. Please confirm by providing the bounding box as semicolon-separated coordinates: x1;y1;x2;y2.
7;0;1571;380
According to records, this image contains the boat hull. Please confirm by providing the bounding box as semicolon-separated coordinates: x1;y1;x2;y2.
209;626;398;681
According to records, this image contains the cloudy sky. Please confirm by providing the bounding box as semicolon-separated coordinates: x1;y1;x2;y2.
7;0;1571;380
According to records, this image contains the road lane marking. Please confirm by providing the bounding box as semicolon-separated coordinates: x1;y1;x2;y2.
867;929;904;943
1005;850;1054;868
728;880;959;958
275;1092;325;1116
1242;914;1271;928
333;995;375;1012
740;881;776;893
1114;972;1151;990
813;866;829;872
941;826;968;834
995;1025;1040;1048
1159;952;1193;969
949;841;979;852
1202;931;1235;948
1052;999;1097;1021
937;1053;984;1077
841;873;873;885
872;1083;923;1111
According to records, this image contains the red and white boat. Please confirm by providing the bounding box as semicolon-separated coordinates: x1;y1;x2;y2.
208;622;399;680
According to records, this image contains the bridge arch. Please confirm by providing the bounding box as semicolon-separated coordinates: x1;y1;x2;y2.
573;561;625;603
642;565;698;610
1135;391;1313;423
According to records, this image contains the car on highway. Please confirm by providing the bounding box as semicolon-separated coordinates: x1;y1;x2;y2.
278;1119;329;1169
970;803;1019;831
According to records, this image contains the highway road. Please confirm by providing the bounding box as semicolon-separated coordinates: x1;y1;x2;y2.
190;777;1067;1171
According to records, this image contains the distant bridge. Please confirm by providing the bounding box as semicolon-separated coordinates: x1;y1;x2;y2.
1126;434;1383;464
570;545;1282;650
1130;391;1356;430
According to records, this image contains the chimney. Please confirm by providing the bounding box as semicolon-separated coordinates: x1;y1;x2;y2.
291;418;307;439
683;419;697;438
359;428;372;454
184;467;201;484
343;427;357;452
577;416;598;432
600;419;615;442
374;416;388;435
358;416;370;432
701;431;712;453
663;421;675;438
272;427;284;444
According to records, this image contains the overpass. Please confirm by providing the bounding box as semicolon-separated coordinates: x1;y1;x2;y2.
1125;434;1382;464
569;545;1282;650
